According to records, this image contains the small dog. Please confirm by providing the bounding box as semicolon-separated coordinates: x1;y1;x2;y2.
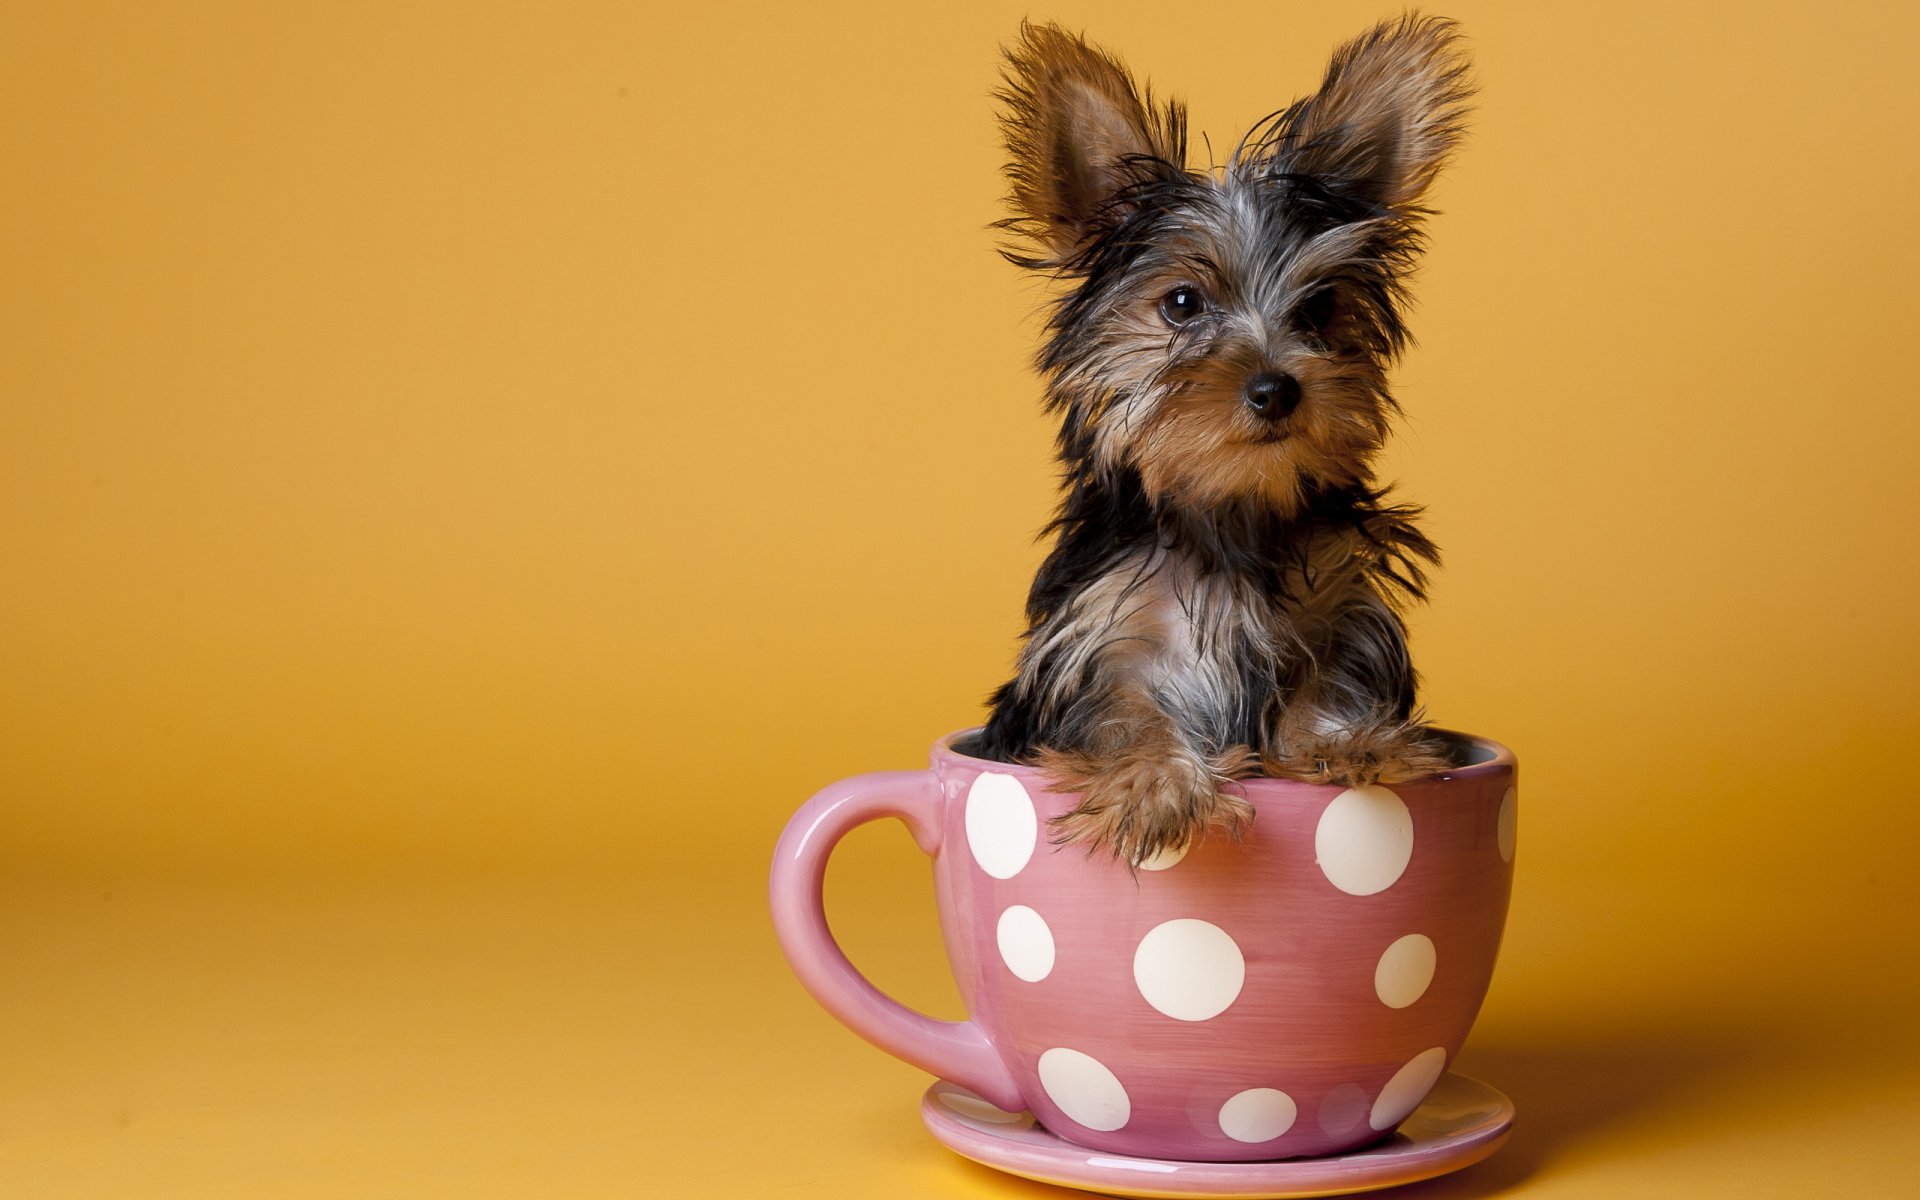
975;15;1473;863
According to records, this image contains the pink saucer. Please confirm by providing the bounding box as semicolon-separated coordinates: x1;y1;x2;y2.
921;1072;1513;1199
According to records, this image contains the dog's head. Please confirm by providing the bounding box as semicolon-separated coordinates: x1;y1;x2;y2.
999;16;1472;515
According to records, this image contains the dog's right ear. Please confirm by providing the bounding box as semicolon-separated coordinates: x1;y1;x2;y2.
997;22;1186;269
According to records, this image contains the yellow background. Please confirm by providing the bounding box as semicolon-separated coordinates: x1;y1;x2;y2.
4;2;1917;1196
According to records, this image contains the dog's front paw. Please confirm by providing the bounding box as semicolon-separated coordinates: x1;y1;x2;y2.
1036;745;1257;865
1265;713;1452;787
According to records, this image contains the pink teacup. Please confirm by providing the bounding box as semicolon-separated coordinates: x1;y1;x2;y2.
770;729;1516;1161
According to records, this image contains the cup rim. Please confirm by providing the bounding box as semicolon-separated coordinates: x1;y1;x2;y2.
931;726;1514;794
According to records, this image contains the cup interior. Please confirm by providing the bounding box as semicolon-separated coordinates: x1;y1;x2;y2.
946;727;1500;774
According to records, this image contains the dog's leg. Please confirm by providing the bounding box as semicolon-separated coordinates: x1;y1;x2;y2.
1266;596;1450;786
1038;687;1257;865
991;553;1259;863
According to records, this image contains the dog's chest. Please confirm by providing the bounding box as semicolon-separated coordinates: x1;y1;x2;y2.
1122;553;1284;724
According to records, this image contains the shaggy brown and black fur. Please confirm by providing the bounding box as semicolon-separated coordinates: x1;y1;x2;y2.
975;15;1474;863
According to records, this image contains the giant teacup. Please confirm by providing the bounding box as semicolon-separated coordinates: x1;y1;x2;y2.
770;729;1515;1161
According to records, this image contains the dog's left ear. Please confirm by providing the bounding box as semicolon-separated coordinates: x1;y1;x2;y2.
1273;14;1473;211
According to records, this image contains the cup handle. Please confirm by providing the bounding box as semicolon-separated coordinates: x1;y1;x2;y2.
770;769;1024;1112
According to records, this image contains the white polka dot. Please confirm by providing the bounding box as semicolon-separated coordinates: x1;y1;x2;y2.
1315;785;1414;896
1369;1047;1448;1131
1037;1048;1130;1132
1219;1088;1297;1143
1318;1082;1370;1138
1497;786;1517;863
995;905;1056;982
1374;934;1437;1009
1137;842;1188;871
1132;919;1246;1021
965;772;1037;879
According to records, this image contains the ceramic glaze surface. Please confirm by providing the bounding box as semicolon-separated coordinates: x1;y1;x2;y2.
770;729;1515;1161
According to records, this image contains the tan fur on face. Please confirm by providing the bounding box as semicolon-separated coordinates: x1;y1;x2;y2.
1131;353;1391;513
1068;214;1405;514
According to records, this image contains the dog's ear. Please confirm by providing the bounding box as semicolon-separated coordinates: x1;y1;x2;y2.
1272;14;1473;211
997;22;1185;268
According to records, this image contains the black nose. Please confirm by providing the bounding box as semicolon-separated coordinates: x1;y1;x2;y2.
1244;372;1301;419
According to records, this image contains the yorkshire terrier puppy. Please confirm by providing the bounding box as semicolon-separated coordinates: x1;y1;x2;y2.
976;15;1473;863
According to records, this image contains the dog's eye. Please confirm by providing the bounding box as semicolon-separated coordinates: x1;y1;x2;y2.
1159;286;1206;327
1296;288;1338;332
